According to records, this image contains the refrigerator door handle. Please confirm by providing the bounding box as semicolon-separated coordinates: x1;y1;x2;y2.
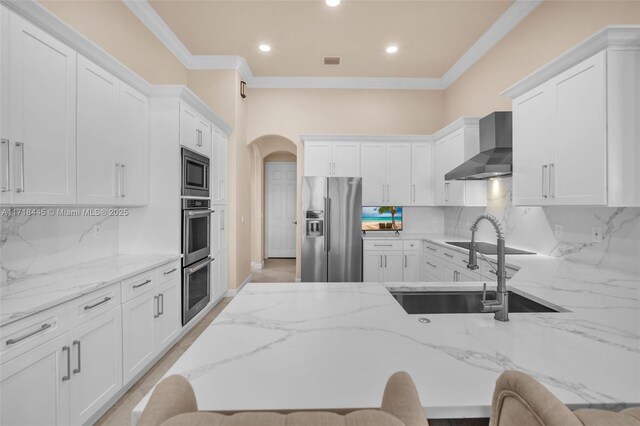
323;196;330;253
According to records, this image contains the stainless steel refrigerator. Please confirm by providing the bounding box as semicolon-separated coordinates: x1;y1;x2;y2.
302;177;362;282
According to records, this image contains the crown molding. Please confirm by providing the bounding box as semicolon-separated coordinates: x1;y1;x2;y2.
300;134;434;144
441;0;542;87
502;25;640;98
123;0;541;91
432;117;480;141
251;76;445;90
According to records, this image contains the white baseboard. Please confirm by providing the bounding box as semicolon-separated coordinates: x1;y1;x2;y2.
251;261;264;270
225;273;252;296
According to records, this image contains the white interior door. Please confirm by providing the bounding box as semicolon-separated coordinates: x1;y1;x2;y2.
266;162;297;258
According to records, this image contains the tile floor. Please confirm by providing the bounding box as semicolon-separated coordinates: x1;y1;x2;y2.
251;258;296;282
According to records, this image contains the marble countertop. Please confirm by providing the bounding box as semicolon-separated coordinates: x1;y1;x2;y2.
0;254;181;326
132;234;640;422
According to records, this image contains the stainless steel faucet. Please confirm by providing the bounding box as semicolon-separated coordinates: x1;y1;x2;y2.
466;214;509;322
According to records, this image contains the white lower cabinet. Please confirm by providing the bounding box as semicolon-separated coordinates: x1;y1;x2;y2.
68;307;122;425
0;306;122;426
154;277;181;351
364;251;403;282
403;250;422;282
0;334;70;426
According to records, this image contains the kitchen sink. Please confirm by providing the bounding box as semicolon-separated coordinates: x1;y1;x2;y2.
391;291;563;314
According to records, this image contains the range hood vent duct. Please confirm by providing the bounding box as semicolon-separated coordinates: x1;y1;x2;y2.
445;111;513;181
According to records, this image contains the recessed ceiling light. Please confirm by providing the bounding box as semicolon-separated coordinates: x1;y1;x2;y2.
326;0;341;7
386;45;399;54
259;44;271;52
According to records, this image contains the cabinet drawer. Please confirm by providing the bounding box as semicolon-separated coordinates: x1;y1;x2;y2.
156;261;180;286
68;284;121;328
439;247;462;263
0;306;69;365
403;240;420;251
423;255;443;280
423;241;439;256
121;270;157;302
363;240;403;251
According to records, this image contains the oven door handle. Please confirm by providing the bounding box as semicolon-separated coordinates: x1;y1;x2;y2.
187;257;214;274
187;209;216;217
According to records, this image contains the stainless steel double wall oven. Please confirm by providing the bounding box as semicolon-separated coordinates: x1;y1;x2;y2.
181;148;214;325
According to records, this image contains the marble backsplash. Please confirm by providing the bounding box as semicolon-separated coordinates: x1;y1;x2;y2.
0;211;118;283
445;177;640;276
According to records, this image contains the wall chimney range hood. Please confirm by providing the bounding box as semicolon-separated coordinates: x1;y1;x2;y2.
445;111;513;181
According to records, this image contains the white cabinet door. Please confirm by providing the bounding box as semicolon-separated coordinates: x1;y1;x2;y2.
552;51;607;205
513;85;553;205
0;6;8;205
403;251;421;282
331;142;360;177
213;129;228;204
115;83;149;205
76;56;117;205
218;205;227;250
410;142;434;206
385;143;411;206
121;292;156;384
433;137;449;205
196;118;212;156
441;263;457;282
363;251;382;282
217;250;228;297
180;103;198;153
155;278;180;350
382;252;404;282
9;11;76;204
360;142;386;205
0;334;70;426
68;307;122;425
304;141;331;177
446;131;466;206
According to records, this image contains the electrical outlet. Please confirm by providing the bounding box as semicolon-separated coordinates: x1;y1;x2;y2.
591;226;603;243
92;224;100;238
554;224;563;240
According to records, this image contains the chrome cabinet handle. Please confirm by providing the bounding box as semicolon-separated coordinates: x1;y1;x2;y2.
163;268;177;276
444;182;449;203
426;261;437;268
114;163;120;197
373;244;393;247
6;323;51;345
379;255;383;268
404;255;407;268
153;295;159;318
426;246;436;252
221;210;225;230
159;293;164;316
62;346;71;381
386;184;390;202
132;279;152;289
542;164;548;198
412;184;415;203
384;255;387;268
549;163;555;199
443;252;454;258
1;139;9;192
15;142;24;193
120;164;126;197
72;340;81;374
84;296;111;311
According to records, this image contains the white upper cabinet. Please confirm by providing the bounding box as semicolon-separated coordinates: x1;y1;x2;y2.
77;55;117;205
180;102;211;157
384;143;411;206
360;142;387;205
77;56;148;205
507;28;640;207
7;10;77;204
410;142;434;206
433;120;486;207
115;83;149;205
303;140;360;177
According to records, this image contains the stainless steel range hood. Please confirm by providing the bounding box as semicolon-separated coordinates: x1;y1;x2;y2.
445;111;512;181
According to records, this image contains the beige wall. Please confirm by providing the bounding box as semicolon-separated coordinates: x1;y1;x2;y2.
40;0;188;85
246;89;446;143
444;0;640;122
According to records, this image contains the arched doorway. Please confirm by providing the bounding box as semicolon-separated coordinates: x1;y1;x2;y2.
248;135;300;282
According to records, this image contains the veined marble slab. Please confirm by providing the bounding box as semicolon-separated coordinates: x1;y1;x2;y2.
0;254;181;326
133;247;640;423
